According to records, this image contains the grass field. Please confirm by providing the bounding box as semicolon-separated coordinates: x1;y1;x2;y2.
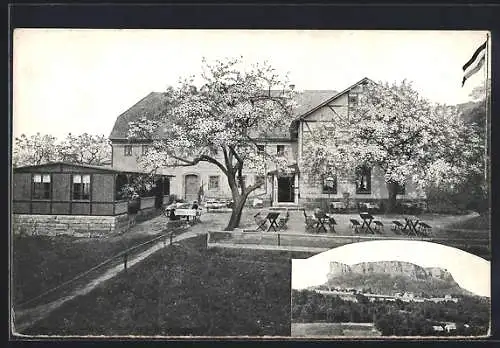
291;322;381;337
12;230;168;306
21;236;301;336
445;213;490;231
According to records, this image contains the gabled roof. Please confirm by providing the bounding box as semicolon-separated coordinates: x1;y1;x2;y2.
250;90;336;140
109;92;168;140
109;89;337;141
293;77;373;122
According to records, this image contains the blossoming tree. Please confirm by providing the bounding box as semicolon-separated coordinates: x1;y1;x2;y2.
128;58;296;230
13;132;111;167
13;133;59;167
57;133;111;165
302;80;483;213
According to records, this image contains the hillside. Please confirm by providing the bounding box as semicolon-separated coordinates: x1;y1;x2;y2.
322;261;473;297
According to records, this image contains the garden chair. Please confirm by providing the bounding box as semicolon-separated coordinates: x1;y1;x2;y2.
391;220;404;234
254;212;268;232
328;216;337;233
373;220;384;233
303;209;318;231
418;222;432;236
277;210;290;231
350;219;361;233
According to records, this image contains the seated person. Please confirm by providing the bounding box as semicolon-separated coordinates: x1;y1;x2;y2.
169;207;180;220
314;207;324;217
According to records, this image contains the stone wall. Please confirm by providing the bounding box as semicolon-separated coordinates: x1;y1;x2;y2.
12;213;136;238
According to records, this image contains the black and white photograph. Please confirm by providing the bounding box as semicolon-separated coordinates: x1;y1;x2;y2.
10;29;491;338
291;240;490;338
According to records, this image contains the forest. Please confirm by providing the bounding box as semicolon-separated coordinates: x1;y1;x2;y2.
292;289;490;336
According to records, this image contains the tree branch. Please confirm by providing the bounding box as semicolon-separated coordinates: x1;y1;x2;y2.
170;154;228;175
228;146;244;165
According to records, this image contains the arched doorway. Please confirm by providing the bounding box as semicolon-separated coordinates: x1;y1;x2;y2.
184;174;200;202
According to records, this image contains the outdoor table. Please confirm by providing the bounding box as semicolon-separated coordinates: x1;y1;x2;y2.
359;212;376;234
174;208;202;222
402;216;420;236
330;201;346;212
265;212;281;232
314;212;337;233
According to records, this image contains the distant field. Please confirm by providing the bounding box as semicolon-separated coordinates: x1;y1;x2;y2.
291;322;381;337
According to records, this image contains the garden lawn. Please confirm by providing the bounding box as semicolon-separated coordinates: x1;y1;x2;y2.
444;212;491;231
12;230;167;307
22;235;304;337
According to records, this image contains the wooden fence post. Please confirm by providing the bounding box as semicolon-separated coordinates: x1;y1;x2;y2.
123;253;128;271
170;232;173;245
278;233;281;246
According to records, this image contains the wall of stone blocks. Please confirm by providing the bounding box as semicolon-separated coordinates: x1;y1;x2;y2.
12;213;135;238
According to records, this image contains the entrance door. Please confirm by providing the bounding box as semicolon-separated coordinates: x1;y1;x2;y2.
184;174;200;202
154;177;164;209
277;176;294;202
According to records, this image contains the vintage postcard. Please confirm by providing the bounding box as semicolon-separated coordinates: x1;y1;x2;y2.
11;29;491;338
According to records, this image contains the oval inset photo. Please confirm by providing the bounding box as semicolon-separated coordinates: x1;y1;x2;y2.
291;240;490;338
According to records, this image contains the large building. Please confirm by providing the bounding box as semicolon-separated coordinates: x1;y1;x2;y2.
109;78;425;208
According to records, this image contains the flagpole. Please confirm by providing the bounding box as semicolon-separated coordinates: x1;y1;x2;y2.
484;33;489;184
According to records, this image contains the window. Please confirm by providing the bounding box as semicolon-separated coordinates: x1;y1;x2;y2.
124;145;133;156
322;175;337;194
73;174;91;200
356;166;371;194
208;175;220;190
32;174;51;199
277;145;285;156
142;145;149;155
257;144;265;153
349;93;359;106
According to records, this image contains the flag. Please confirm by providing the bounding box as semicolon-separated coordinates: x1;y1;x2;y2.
462;40;487;87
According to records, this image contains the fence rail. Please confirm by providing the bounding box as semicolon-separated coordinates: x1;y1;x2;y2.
207;230;490;255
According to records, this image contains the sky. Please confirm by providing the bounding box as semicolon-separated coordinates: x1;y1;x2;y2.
13;29;490;140
291;240;490;298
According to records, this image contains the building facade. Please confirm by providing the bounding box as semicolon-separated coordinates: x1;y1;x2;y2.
12;162;171;236
109;78;425;208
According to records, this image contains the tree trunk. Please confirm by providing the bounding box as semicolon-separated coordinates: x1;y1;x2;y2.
386;181;398;214
224;194;246;231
